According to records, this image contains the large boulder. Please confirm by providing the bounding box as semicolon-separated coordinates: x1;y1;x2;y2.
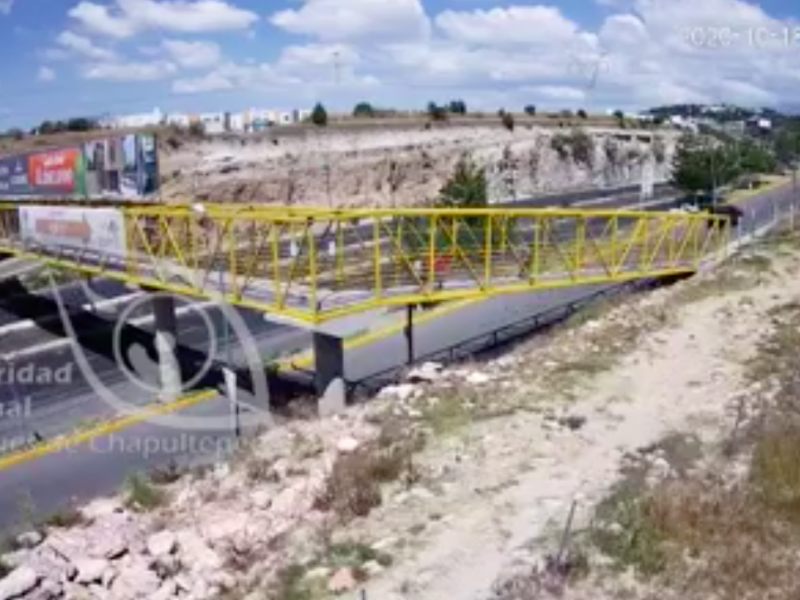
0;567;39;600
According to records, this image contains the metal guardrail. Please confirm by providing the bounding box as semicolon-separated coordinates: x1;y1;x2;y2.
345;278;661;396
0;204;729;324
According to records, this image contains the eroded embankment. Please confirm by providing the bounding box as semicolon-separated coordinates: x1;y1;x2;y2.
1;227;797;600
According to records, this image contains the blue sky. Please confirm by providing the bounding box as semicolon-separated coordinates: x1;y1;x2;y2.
1;0;800;129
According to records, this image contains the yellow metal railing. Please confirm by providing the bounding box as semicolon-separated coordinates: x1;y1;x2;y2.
0;204;730;324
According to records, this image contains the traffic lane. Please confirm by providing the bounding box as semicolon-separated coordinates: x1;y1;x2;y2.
228;186;678;265
0;397;239;534
0;279;141;346
738;183;795;221
343;284;609;382
0;307;309;442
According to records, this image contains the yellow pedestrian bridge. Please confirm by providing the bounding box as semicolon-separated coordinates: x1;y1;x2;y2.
0;203;729;325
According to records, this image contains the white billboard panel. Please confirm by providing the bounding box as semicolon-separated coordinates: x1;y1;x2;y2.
19;206;127;256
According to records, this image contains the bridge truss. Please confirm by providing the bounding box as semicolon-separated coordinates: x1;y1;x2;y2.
0;204;729;324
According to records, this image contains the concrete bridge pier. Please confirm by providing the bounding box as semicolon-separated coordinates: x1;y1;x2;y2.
152;294;183;402
314;332;346;417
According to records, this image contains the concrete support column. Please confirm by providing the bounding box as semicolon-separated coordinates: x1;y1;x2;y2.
314;332;346;417
152;294;182;402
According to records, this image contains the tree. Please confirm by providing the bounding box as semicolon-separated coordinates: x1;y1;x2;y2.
38;121;55;135
448;100;467;115
427;101;448;121
66;117;95;132
671;134;724;193
774;127;800;166
3;128;23;141
437;154;487;210
524;105;537;116
577;109;588;119
670;134;778;195
311;102;328;126
613;109;625;120
353;102;374;118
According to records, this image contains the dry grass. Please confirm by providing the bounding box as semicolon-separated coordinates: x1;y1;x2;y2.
313;425;425;523
672;252;774;306
577;295;800;600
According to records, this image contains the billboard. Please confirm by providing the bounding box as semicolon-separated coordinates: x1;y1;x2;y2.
0;157;30;195
28;148;86;195
19;206;127;256
0;133;159;201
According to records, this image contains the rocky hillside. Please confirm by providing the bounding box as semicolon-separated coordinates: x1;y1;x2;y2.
158;125;677;208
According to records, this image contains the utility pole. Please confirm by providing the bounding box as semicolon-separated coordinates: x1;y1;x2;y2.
333;51;341;86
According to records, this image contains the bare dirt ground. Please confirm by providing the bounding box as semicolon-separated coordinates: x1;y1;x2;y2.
2;224;790;600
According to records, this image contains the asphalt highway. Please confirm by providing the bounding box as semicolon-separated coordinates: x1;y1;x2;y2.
0;182;790;532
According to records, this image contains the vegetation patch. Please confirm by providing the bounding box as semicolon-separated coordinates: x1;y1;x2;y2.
124;472;166;512
314;428;425;522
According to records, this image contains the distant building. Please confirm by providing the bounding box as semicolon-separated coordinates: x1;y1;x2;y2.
165;113;190;128
112;108;164;128
746;116;772;135
107;106;310;133
199;112;226;135
721;120;746;136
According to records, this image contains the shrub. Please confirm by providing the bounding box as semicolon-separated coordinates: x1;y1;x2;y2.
524;105;537;116
550;129;595;166
313;451;383;521
501;111;515;132
188;121;205;137
569;129;595;166
577;109;588;119
45;507;85;529
551;134;571;160
604;138;620;163
124;473;165;512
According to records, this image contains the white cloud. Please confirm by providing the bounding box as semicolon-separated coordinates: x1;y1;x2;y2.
162;39;222;69
68;2;138;38
37;67;56;82
83;60;178;81
277;43;361;69
521;85;587;102
172;62;298;94
0;0;14;16
69;0;258;39
271;0;430;42
56;31;117;61
436;6;579;46
28;0;800;115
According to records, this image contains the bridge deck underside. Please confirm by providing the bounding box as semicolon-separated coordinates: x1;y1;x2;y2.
0;206;729;323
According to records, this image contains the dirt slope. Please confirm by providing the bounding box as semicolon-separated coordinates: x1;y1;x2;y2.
2;229;791;600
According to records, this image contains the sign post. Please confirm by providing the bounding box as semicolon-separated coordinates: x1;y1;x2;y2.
223;367;241;440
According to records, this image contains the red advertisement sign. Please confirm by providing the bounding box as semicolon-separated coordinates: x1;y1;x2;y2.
28;148;82;192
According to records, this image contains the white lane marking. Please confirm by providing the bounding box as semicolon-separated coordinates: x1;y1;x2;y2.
0;300;219;361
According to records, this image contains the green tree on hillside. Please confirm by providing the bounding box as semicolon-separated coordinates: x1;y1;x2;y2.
353;102;374;118
311;103;328;126
437;154;487;209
